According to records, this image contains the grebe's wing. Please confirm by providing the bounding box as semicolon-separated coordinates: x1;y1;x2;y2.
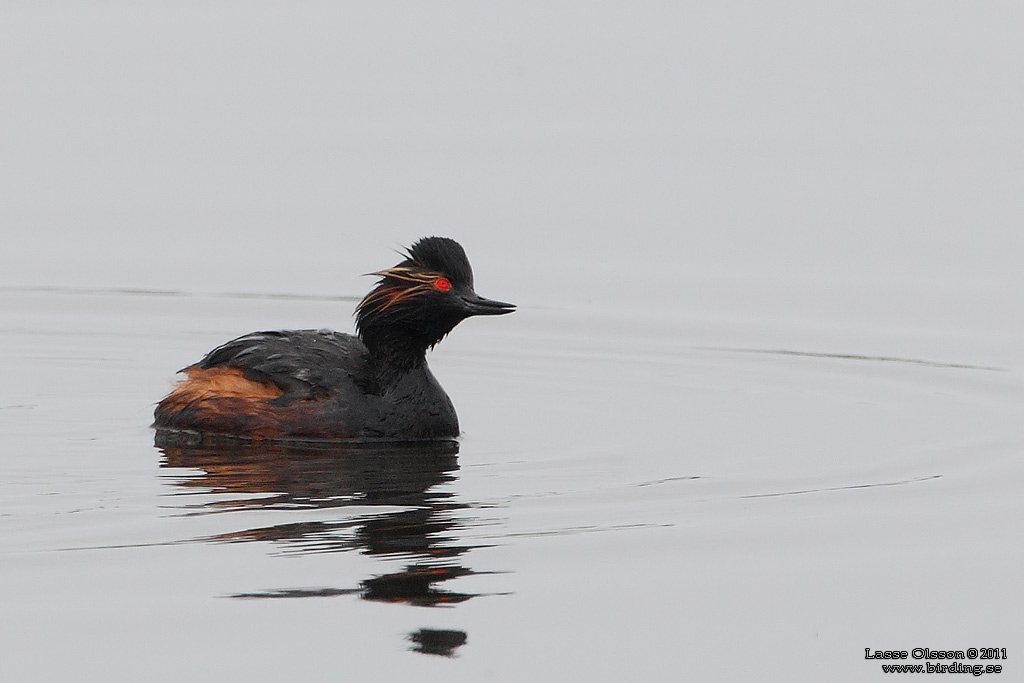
196;329;369;403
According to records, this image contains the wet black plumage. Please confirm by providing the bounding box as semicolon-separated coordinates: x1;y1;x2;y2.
154;237;514;441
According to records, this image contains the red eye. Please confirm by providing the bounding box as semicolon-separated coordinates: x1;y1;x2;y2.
434;276;452;292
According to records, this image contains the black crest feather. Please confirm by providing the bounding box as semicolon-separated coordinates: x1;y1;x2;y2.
403;236;474;288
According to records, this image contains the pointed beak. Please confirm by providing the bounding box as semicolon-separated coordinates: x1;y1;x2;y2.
459;292;516;317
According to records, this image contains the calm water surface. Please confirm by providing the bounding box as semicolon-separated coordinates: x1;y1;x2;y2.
1;284;1021;681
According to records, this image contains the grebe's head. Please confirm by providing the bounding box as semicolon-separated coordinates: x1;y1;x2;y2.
356;237;514;354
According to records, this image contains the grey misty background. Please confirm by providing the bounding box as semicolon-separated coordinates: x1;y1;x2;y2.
1;6;1023;681
1;3;1022;311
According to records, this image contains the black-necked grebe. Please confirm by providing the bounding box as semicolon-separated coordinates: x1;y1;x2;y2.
154;237;514;441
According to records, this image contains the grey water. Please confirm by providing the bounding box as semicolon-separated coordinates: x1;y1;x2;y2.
2;4;1023;681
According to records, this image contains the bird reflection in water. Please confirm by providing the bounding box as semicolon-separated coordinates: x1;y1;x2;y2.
156;431;483;655
408;628;468;657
